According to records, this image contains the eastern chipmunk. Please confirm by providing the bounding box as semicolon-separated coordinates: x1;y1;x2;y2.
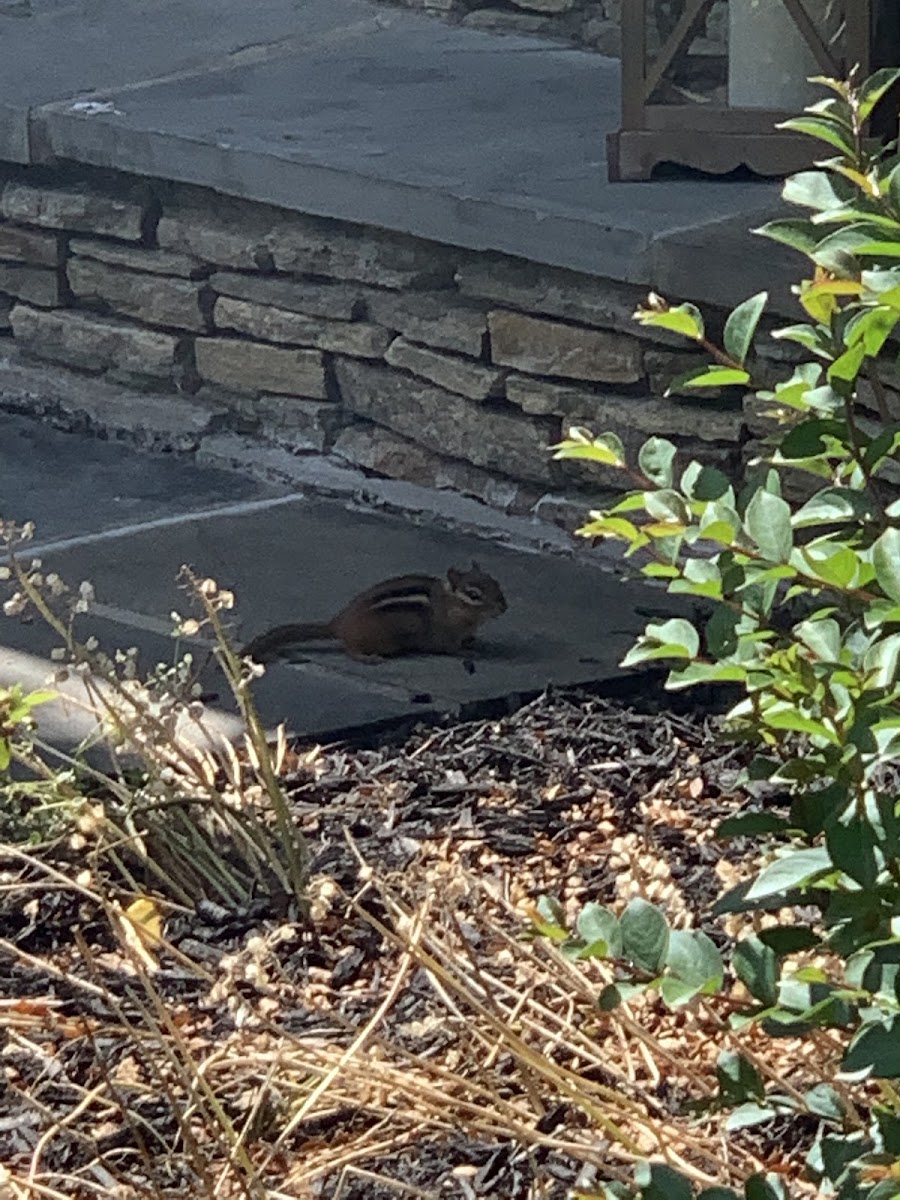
241;563;507;663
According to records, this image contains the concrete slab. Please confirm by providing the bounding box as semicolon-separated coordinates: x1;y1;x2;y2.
0;0;377;162
0;409;285;543
3;0;791;305
1;439;662;747
0;610;431;751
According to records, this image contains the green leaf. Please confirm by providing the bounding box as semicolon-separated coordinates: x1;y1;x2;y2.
722;292;767;366
553;431;626;468
659;975;703;1007
665;929;724;992
782;170;849;213
642;563;680;580
770;322;829;355
865;632;900;690
575;903;622;958
716;812;790;838
843;1016;900;1077
873;527;900;602
598;981;646;1010
811;244;861;281
634;301;704;341
846;305;900;356
795;616;842;663
536;894;567;930
667;662;747;690
745;847;833;901
716;1049;765;1104
647;617;700;658
779;416;843;458
745;1175;788;1200
682;462;732;501
792;487;874;528
826;815;878;889
744;489;793;562
620;898;669;974
638;437;676;488
859;67;900;122
867;1183;900;1200
852;239;900;258
804;1083;845;1123
726;1103;781;1132
828;341;866;384
799;543;860;590
733;935;778;1006
669;365;750;392
578;515;641;542
668;557;722;600
754;218;819;256
633;1162;693;1200
758;927;820;956
864;426;900;472
697;1190;740;1200
761;704;837;742
776;115;854;156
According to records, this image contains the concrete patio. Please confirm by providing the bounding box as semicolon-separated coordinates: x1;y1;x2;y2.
0;0;793;307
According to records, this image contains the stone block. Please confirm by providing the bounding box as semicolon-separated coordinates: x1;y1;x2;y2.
158;206;274;271
0;224;62;267
333;423;533;513
0;352;225;450
10;305;178;384
461;9;559;34
1;181;149;241
334;358;555;484
456;257;654;339
228;395;342;450
505;375;589;416
69;238;205;279
581;16;620;54
507;373;744;441
270;223;456;290
194;337;326;398
0;263;62;307
211;271;363;320
0;294;12;333
67;257;206;331
363;289;487;356
160;193;455;288
213;296;391;358
385;335;505;401
489;310;642;384
510;0;576;10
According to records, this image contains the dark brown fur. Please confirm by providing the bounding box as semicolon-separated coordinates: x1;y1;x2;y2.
241;564;506;662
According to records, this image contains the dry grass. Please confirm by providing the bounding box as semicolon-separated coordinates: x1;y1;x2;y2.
0;687;845;1199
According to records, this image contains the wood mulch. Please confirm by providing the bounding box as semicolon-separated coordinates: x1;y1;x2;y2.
0;685;820;1199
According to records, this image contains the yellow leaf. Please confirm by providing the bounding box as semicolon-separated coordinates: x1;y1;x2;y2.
122;897;164;965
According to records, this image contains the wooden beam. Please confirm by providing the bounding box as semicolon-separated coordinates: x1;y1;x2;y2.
643;0;716;103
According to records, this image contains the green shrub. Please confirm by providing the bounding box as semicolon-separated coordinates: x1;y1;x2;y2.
552;68;900;1199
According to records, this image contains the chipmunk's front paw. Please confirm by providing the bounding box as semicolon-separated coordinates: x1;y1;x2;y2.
347;650;384;664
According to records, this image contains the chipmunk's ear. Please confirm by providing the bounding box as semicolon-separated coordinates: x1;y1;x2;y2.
470;560;481;573
447;566;462;587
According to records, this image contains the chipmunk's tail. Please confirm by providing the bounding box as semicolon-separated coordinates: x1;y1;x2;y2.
241;622;335;662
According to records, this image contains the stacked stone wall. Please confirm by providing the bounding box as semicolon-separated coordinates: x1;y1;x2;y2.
372;0;730;59
0;165;757;528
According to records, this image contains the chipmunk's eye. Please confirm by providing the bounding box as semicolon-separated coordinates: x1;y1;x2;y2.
463;586;484;602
